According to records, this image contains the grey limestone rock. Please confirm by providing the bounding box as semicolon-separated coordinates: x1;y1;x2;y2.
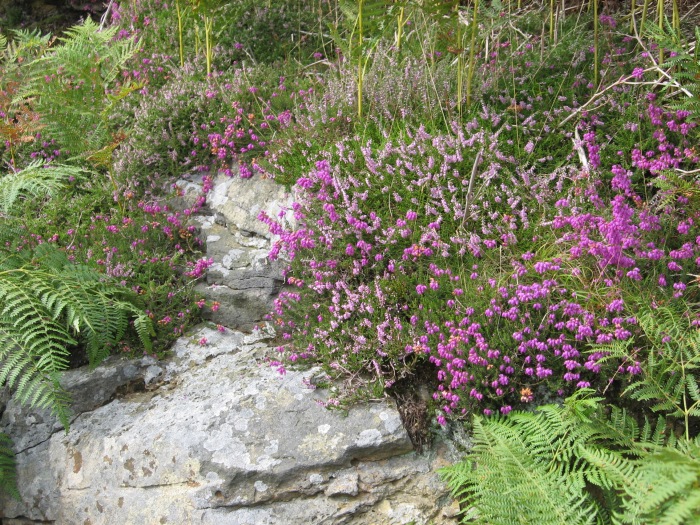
0;325;459;525
186;172;292;330
213;172;294;238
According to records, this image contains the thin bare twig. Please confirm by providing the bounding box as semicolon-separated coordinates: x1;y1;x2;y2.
99;0;115;31
572;127;589;172
559;22;695;128
461;146;484;230
559;67;660;127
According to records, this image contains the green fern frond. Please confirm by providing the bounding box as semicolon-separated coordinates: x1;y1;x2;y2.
24;245;153;365
443;390;700;525
15;19;140;158
2;28;51;65
620;443;700;525
0;272;75;426
590;301;700;440
0;160;86;214
576;445;636;490
597;406;641;452
440;392;632;525
645;20;700;119
649;170;700;214
0;243;155;498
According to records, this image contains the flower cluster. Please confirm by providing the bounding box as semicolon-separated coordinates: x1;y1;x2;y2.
263;94;700;419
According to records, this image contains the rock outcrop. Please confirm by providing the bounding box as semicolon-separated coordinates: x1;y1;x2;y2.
1;325;461;524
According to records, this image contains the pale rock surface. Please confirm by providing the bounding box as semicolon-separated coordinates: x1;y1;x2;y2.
0;325;461;524
183;172;294;330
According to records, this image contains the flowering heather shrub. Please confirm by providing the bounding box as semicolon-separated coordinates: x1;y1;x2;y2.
264;11;652;189
111;67;216;198
112;63;301;197
360;44;457;127
261;94;700;421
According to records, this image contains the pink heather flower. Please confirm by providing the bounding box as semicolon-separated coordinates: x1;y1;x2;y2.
416;284;427;295
524;141;535;154
626;267;642;281
678;221;691;235
668;261;682;272
406;210;418;220
631;67;644;80
185;257;214;278
626;362;642;375
607;299;624;313
198;337;208;346
610;165;633;194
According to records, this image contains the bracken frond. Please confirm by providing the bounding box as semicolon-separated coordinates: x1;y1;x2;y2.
440;389;700;525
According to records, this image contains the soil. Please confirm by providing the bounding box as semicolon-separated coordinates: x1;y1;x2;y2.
0;0;105;35
387;359;440;453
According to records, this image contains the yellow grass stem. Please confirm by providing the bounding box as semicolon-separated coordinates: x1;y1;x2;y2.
466;0;480;107
593;0;599;86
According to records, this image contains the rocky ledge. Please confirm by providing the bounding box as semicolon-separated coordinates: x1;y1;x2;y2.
1;325;462;524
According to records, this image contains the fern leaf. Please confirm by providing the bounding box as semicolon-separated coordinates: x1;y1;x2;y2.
441;408;598;525
15;19;140;158
622;445;700;525
0;160;86;214
0;243;154;443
